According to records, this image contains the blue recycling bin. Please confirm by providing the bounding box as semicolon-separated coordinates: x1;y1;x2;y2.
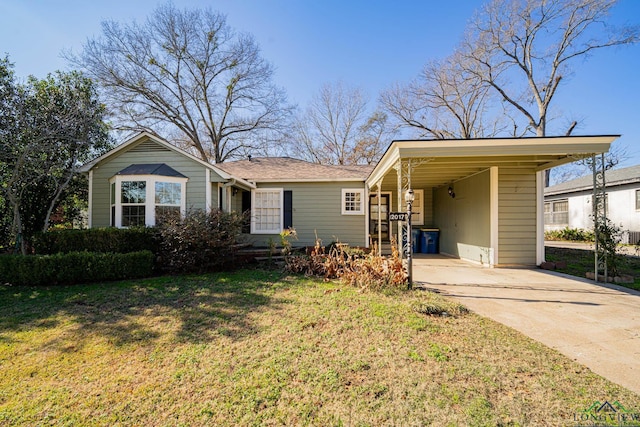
420;228;440;254
402;228;422;253
412;228;421;253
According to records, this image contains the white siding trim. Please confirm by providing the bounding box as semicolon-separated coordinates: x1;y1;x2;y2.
364;186;370;248
205;169;211;211
490;167;499;266
88;170;93;228
536;170;545;265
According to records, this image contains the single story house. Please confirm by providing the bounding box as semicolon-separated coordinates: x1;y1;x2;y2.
80;132;617;267
544;164;640;244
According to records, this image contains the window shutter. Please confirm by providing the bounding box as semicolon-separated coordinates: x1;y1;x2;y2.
242;191;251;234
284;190;293;229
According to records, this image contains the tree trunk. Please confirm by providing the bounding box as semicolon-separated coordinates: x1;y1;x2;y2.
12;203;25;255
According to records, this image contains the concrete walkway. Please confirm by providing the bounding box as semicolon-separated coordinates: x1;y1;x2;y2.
412;256;640;395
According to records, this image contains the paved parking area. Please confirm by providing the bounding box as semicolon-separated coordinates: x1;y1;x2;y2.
412;255;640;395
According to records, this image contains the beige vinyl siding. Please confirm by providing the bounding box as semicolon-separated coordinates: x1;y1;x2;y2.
498;168;537;265
434;170;491;264
90;138;223;227
422;187;434;225
245;181;368;247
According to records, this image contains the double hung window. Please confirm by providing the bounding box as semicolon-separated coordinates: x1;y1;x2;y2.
251;189;283;234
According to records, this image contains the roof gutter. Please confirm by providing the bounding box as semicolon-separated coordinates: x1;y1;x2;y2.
223;177;255;191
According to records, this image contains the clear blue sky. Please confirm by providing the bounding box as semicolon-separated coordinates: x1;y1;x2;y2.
1;0;639;167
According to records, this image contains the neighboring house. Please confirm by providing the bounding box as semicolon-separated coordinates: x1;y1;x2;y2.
544;164;640;244
81;132;618;267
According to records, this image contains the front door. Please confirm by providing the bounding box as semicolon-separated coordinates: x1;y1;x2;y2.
370;194;390;242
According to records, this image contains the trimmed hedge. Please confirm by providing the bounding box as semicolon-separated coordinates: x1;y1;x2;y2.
0;250;154;286
32;228;159;255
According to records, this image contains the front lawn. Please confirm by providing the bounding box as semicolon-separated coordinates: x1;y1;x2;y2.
546;246;640;291
1;270;638;426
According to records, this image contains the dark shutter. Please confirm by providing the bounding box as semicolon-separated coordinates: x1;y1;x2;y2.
284;190;293;229
241;191;251;234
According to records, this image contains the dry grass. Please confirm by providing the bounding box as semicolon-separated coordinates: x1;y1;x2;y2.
1;270;638;426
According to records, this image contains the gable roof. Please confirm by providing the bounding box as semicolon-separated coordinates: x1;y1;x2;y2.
545;164;640;196
79;132;255;189
217;157;375;182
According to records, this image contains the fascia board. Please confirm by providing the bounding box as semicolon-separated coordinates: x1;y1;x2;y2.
79;132;256;189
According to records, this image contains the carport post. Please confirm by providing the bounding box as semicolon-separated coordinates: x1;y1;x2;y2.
592;153;607;283
405;189;415;289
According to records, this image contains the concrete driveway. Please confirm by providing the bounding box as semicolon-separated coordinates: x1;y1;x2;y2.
412;255;640;395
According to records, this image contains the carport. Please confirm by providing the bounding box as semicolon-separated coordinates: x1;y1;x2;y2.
365;135;618;267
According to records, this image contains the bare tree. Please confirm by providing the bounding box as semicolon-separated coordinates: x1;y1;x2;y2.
290;82;382;165
461;0;638;138
381;51;504;140
458;0;638;185
351;111;393;165
68;3;291;163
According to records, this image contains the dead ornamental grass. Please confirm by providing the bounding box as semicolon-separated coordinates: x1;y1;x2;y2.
0;270;638;426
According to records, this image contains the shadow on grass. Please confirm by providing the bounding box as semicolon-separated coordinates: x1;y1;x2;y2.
0;269;290;349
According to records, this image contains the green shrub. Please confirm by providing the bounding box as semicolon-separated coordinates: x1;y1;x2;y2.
32;227;159;255
154;209;246;274
0;251;154;286
544;227;595;242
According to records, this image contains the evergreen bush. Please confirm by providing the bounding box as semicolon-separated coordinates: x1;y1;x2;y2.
32;227;159;254
0;250;154;286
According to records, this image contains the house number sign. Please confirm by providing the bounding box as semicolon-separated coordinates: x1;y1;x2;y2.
389;212;408;221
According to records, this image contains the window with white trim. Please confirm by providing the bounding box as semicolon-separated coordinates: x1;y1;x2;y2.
544;199;568;225
636;189;640;211
402;189;424;226
110;175;187;228
121;181;147;227
155;181;182;223
110;182;116;227
251;189;283;234
342;189;365;215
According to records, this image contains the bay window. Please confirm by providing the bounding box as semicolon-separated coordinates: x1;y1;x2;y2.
110;170;187;227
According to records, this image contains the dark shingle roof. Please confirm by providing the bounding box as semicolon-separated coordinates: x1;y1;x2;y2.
116;163;187;178
217;157;374;181
545;164;640;195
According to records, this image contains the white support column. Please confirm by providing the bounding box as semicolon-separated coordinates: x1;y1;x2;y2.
536;170;545;266
394;159;404;257
87;170;93;228
205;169;211;212
490;167;499;266
377;182;382;255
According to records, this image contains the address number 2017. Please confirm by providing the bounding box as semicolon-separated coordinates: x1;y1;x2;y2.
389;212;407;221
